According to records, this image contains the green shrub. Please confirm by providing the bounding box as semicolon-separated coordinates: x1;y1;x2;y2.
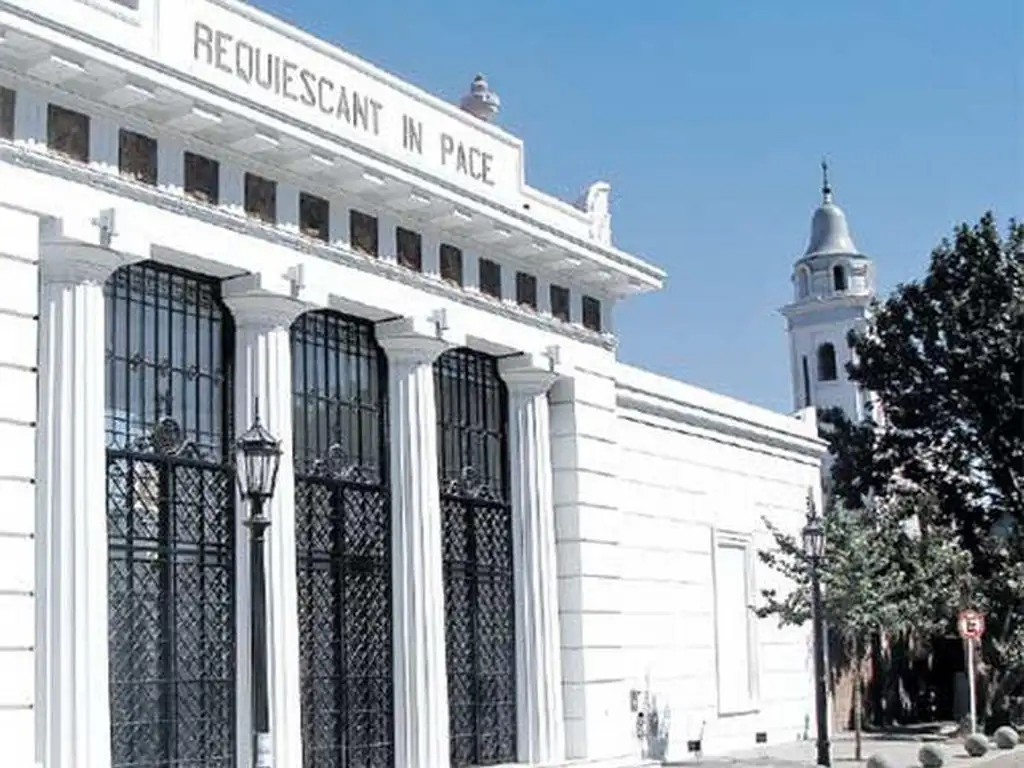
866;754;898;768
964;733;989;757
993;725;1019;749
918;743;946;767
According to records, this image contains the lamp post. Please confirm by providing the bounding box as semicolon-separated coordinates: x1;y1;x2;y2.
803;491;831;768
236;408;283;768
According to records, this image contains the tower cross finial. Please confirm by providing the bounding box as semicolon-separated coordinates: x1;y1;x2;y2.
821;158;832;202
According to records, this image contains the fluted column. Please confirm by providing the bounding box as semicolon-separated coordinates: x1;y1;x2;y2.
376;315;462;768
224;283;309;768
36;243;137;768
499;353;566;765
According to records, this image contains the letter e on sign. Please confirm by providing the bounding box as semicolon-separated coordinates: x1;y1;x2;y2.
958;609;985;640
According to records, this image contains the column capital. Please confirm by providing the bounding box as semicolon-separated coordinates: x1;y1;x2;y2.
223;274;312;331
39;211;150;285
376;313;466;365
499;352;560;396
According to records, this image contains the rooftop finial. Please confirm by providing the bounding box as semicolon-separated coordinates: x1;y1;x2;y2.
821;158;832;203
460;73;500;123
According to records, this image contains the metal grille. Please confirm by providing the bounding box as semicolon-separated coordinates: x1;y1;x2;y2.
293;311;393;768
435;349;516;767
105;262;236;768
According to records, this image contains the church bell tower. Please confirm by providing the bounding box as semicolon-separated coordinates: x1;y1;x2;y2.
780;162;877;424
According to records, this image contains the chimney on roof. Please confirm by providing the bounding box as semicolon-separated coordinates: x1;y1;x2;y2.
460;74;500;122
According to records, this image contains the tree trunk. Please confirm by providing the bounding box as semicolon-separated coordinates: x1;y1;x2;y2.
854;635;863;761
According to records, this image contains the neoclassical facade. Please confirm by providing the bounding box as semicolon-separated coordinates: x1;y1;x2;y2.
0;2;827;767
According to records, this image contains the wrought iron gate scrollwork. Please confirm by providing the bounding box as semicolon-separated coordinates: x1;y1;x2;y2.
435;349;516;767
105;262;236;768
293;311;393;768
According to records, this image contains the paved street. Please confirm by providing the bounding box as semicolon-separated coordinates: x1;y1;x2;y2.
668;732;1024;767
983;753;1024;768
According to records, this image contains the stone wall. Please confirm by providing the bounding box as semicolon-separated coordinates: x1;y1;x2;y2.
611;365;825;760
0;203;40;768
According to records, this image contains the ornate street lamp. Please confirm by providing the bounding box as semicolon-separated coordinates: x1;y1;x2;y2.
803;490;831;768
236;407;282;768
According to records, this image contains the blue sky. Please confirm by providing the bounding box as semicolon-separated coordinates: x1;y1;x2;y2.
249;0;1023;412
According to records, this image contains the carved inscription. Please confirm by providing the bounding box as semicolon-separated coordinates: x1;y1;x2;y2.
191;21;497;186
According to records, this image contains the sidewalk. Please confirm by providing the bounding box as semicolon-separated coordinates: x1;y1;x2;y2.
666;732;1023;767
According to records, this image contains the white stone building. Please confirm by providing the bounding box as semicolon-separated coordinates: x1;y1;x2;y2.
0;1;827;767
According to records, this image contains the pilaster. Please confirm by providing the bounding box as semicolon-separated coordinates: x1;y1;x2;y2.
549;358;632;761
277;182;300;234
157;137;184;193
223;278;311;768
375;314;464;768
0;205;40;768
499;352;566;765
377;211;398;264
421;228;441;278
328;195;351;250
89;116;119;175
222;164;245;216
35;236;140;768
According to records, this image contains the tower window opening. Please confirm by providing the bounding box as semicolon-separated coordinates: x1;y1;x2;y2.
817;343;838;382
801;356;812;407
833;264;848;292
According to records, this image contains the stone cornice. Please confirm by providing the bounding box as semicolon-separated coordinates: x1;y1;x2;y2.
779;292;872;320
616;383;827;463
0;140;619;351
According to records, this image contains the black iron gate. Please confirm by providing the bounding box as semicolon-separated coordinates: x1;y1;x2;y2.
435;349;516;767
105;263;236;767
293;311;393;768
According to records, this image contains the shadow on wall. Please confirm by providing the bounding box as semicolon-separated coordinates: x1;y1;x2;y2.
635;690;672;761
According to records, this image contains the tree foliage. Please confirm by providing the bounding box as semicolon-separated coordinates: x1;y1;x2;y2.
828;212;1023;542
825;212;1024;722
759;212;1024;724
757;488;971;654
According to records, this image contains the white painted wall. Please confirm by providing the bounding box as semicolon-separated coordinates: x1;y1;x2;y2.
611;365;824;761
0;201;40;768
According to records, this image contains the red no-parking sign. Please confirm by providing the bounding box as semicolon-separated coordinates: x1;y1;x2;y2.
958;609;985;640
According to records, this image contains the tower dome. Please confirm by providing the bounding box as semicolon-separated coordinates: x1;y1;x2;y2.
780;159;878;427
804;162;858;257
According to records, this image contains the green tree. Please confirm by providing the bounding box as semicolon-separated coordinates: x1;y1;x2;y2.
825;212;1024;727
758;489;971;756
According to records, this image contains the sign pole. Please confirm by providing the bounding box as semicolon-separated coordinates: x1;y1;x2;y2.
957;609;984;736
967;637;976;736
